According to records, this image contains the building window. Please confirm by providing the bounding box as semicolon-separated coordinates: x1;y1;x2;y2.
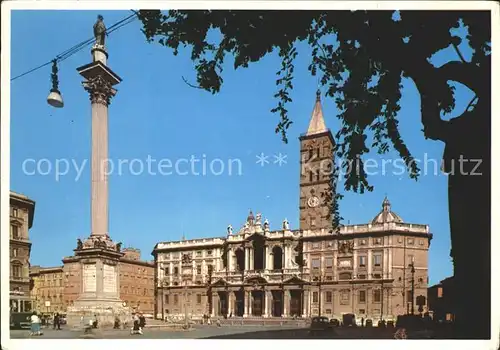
325;309;332;314
325;257;333;268
339;272;351;280
174;267;179;275
310;217;316;227
312;242;320;249
359;290;366;303
197;294;202;304
398;237;403;243
359;239;366;246
373;290;381;303
174;295;178;305
11;264;22;277
358;256;366;267
359;309;366;315
207;265;213;276
358;274;366;280
325;291;332;303
341;291;349;302
374;237;382;245
196;265;202;274
373;273;381;279
11;225;20;239
406;291;413;305
419;239;424;246
207;250;213;256
196;251;202;257
164;267;169;275
407;238;414;245
437;287;443;298
312;258;320;270
373;254;382;267
312;292;318;303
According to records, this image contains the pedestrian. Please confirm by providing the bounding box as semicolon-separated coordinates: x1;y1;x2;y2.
53;312;61;330
130;313;143;335
30;311;42;336
361;317;365;327
139;313;146;332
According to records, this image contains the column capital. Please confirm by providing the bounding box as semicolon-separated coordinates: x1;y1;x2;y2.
83;75;116;106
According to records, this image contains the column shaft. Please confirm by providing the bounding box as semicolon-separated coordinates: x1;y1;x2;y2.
91;101;109;236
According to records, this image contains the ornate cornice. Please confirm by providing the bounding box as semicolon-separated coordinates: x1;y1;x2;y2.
83;75;115;106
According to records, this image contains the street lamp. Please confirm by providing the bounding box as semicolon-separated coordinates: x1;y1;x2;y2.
47;60;64;108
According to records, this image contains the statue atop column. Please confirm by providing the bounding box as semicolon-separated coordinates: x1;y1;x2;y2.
227;224;233;236
93;15;107;47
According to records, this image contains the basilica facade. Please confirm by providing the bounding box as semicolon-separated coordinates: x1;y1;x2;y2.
152;92;432;322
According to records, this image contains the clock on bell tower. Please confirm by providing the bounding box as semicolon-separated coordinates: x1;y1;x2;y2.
299;90;335;231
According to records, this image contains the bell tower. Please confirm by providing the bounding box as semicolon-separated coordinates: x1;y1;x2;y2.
299;90;335;230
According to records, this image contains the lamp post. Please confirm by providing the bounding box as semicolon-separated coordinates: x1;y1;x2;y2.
410;263;415;315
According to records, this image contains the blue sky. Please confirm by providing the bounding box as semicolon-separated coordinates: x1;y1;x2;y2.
10;10;475;285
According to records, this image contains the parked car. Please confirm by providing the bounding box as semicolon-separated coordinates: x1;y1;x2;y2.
365;319;373;327
329;318;340;327
309;316;332;336
342;313;356;327
395;315;433;339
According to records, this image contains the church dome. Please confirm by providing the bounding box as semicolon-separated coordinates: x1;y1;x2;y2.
371;197;403;224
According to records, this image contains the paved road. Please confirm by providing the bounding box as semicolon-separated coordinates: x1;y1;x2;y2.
10;325;396;339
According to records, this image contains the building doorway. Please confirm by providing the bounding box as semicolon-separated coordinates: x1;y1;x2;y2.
234;290;245;317
252;291;264;316
272;290;283;317
289;290;302;317
218;291;228;316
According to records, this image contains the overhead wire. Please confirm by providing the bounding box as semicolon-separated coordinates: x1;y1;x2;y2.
11;11;139;81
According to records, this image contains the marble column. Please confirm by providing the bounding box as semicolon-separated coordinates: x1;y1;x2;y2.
264;291;269;317
81;70;118;238
244;248;249;271
211;293;218;317
264;246;269;270
227;291;233;316
243;291;249;317
250;249;254;270
302;290;309;317
248;291;253;316
283;290;290;317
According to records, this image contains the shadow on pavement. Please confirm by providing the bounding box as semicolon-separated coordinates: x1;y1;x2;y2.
201;327;395;339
